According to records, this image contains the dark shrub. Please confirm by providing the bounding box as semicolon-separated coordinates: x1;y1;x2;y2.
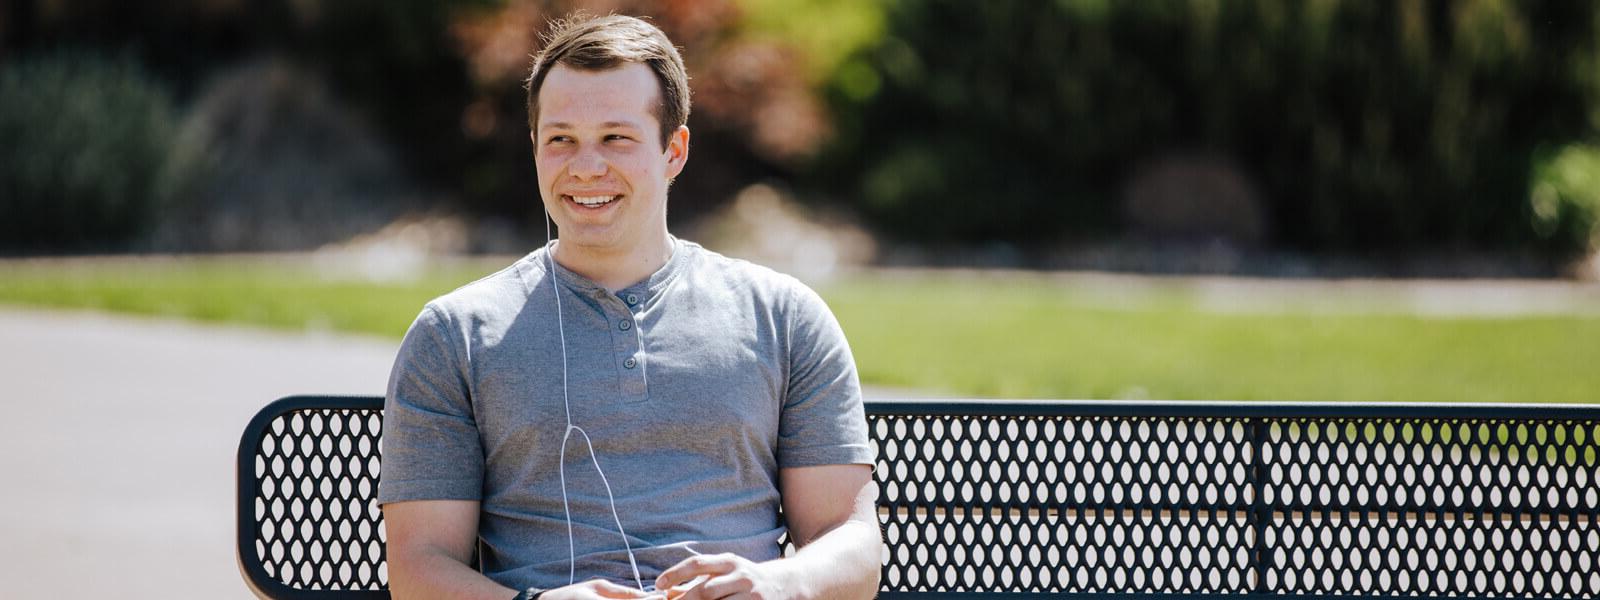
0;50;178;253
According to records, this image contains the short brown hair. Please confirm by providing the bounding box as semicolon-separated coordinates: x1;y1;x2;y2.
525;14;690;148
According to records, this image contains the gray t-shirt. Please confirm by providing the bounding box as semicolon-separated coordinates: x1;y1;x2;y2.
378;239;873;590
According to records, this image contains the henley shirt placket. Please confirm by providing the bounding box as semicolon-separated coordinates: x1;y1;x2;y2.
602;287;649;403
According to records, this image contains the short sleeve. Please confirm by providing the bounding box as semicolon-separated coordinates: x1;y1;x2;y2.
377;304;486;505
777;283;875;468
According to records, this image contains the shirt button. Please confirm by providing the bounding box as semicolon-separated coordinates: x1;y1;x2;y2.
623;357;637;369
619;320;632;331
625;293;640;305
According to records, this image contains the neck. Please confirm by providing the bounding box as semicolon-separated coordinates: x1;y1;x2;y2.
551;233;675;292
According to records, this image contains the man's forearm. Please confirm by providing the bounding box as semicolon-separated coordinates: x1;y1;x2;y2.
771;519;882;600
389;547;518;600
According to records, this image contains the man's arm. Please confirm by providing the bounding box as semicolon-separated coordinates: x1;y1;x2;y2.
774;464;882;598
654;464;881;600
384;499;516;600
386;500;658;600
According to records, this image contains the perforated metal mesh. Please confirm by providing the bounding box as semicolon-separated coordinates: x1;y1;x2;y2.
873;409;1600;597
243;406;388;593
875;413;1257;593
1257;417;1600;597
239;398;1600;598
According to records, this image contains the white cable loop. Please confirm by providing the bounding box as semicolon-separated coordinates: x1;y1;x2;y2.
545;211;647;591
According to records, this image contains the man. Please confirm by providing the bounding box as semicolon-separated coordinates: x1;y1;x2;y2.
378;14;881;600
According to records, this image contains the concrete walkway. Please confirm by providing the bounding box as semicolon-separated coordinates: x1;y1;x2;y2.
0;309;400;599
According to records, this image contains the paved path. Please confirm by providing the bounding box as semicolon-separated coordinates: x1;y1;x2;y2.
0;309;400;599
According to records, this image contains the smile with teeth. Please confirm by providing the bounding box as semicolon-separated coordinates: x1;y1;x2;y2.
568;194;620;207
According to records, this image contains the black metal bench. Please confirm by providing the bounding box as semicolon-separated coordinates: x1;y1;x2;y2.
238;395;1600;599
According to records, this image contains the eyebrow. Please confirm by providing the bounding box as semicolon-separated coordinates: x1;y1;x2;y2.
540;120;645;131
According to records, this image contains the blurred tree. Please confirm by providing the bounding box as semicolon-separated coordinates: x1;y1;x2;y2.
1;0;824;250
154;59;423;251
1528;144;1600;256
7;0;1596;265
1;0;478;251
275;0;484;215
817;0;1600;264
0;50;178;252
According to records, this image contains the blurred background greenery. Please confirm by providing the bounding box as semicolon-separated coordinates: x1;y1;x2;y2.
4;0;1598;266
2;0;1598;401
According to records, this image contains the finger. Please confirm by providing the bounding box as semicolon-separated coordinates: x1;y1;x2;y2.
655;554;737;590
692;573;754;600
662;574;715;600
589;579;653;598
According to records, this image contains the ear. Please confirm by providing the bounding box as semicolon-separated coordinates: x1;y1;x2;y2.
664;125;690;180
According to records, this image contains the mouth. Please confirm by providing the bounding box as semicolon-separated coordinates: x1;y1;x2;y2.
565;194;621;209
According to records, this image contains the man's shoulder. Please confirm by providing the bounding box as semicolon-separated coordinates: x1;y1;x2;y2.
681;240;810;296
677;241;836;324
421;252;539;322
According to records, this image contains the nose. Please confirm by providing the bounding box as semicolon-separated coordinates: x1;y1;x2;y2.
569;145;607;180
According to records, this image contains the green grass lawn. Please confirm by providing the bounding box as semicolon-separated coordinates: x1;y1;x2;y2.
824;274;1599;403
0;256;492;337
2;256;1596;403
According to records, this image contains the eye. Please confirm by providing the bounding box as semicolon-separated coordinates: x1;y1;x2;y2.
546;135;573;145
605;134;635;143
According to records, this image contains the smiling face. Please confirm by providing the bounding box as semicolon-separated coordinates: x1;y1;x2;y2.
533;62;689;264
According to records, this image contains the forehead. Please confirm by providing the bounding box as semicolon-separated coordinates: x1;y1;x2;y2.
537;63;661;130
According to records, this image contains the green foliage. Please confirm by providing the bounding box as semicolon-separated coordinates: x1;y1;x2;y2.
1528;144;1600;254
739;0;888;85
0;50;179;252
2;258;1596;403
819;0;1600;258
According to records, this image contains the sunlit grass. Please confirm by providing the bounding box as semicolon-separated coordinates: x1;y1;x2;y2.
0;255;501;337
2;256;1595;403
818;273;1600;403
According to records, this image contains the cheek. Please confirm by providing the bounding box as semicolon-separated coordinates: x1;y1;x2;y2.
534;155;562;183
613;153;664;181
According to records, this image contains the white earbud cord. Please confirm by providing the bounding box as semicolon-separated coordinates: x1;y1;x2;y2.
544;212;648;591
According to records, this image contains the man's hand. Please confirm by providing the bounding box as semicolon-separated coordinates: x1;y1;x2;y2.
542;578;661;600
653;553;797;600
652;465;879;599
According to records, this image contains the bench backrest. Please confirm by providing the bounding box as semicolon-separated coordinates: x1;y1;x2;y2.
238;396;1600;599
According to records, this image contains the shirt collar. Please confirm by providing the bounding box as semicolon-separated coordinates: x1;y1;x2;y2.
528;237;690;304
